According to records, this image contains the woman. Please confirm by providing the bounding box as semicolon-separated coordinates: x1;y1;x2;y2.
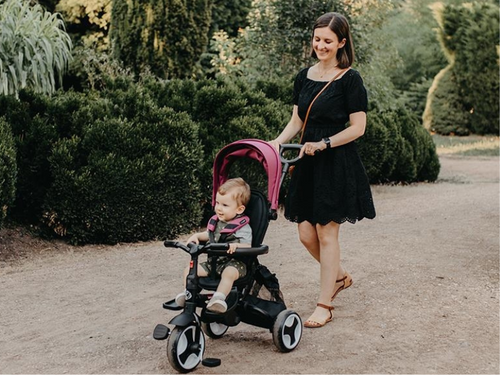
269;12;375;328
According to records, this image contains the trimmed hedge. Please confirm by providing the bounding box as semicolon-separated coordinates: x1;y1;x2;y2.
0;74;440;244
144;76;290;218
45;110;202;244
0;117;17;227
358;107;440;183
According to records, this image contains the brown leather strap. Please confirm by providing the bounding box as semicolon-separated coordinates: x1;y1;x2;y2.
336;275;347;283
317;302;335;311
298;68;348;144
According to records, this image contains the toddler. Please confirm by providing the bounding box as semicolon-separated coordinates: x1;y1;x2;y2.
176;177;252;313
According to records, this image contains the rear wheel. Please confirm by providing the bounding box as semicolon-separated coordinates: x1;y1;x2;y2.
167;325;205;373
201;321;229;339
272;310;302;352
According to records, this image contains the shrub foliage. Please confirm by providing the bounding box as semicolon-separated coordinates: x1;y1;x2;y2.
0;72;439;243
427;2;499;135
0;117;17;228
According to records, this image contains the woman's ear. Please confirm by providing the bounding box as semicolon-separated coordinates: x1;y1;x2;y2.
339;38;346;48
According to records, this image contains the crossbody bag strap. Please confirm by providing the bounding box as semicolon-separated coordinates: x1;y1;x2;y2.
298;68;348;144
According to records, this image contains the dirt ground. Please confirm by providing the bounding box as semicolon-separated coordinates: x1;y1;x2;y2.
1;154;499;374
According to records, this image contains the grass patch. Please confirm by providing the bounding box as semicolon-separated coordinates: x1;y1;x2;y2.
433;134;499;156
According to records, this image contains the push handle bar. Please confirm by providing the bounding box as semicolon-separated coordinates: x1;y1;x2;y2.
279;144;303;165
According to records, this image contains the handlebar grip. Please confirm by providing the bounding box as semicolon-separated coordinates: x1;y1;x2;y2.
164;240;181;248
280;143;303;165
163;240;190;252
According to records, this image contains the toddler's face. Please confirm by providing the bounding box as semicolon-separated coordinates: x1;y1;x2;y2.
214;191;244;222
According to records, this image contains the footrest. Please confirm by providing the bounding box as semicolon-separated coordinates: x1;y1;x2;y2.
163;299;183;310
153;324;170;340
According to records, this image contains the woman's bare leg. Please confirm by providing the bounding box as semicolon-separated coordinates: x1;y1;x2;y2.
298;221;320;261
305;222;341;324
299;221;346;281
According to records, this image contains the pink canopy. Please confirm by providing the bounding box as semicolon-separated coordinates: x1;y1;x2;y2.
212;139;282;210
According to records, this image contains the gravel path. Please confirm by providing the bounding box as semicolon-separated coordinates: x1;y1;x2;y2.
1;154;498;374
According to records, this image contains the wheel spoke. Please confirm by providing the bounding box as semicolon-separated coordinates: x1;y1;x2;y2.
283;315;301;348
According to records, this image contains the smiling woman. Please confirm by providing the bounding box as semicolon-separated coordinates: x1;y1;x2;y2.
268;12;375;329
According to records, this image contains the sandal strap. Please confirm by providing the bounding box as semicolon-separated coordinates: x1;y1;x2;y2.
336;275;347;283
316;303;334;311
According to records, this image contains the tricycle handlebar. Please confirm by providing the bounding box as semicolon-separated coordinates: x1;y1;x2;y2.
163;240;268;256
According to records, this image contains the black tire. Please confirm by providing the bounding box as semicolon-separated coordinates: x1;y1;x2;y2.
167;325;205;373
201;321;229;339
272;310;302;352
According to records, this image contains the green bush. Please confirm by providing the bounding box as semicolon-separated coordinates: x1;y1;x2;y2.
41;89;203;244
2;90;95;224
359;107;440;183
357;114;390;182
430;2;499;135
44;109;202;244
428;69;470;135
415;126;440;182
0;72;441;244
144;76;289;217
0;117;17;227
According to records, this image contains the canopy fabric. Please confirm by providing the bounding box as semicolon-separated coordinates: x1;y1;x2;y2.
212;139;282;210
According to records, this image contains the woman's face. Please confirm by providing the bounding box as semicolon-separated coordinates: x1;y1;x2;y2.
312;26;346;63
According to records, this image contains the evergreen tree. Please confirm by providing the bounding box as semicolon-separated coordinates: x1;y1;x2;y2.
425;1;499;135
111;0;212;79
210;0;251;37
455;2;499;134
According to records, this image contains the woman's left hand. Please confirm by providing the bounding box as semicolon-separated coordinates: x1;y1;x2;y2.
299;141;326;158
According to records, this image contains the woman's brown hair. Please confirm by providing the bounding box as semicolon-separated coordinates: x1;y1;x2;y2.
310;12;355;69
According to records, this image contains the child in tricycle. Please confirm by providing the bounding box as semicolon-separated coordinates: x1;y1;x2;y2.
175;177;252;313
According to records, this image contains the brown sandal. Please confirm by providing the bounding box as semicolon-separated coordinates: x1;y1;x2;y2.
331;272;353;301
304;303;334;328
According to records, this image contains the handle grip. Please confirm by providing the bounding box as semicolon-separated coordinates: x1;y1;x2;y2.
279;143;303;165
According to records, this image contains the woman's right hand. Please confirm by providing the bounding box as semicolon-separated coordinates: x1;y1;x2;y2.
268;139;281;152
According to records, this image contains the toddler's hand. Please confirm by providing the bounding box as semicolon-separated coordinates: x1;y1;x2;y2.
186;235;199;245
227;243;238;254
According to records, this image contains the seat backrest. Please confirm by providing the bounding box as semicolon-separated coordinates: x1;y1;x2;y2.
245;190;270;247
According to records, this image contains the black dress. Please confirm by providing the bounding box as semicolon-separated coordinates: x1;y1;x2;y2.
285;67;376;225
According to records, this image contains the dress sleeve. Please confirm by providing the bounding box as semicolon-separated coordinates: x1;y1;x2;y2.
344;70;368;114
292;68;308;105
234;224;252;245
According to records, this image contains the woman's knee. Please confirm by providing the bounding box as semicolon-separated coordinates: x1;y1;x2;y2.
316;222;340;246
298;222;318;247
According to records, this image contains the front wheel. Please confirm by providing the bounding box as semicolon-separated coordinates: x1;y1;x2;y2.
202;321;229;339
272;310;302;352
167;325;205;373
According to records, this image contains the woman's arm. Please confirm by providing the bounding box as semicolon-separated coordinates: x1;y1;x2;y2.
300;111;366;157
269;105;303;150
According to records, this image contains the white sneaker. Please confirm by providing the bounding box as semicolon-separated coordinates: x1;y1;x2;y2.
206;292;227;313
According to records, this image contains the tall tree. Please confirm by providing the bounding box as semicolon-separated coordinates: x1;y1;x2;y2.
0;0;72;97
424;1;499;134
111;0;212;79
